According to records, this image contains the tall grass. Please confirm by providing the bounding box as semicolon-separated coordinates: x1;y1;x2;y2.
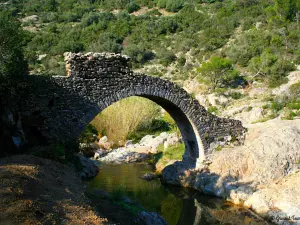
91;97;161;144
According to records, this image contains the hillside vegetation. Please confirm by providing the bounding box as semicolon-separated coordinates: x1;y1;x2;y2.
1;0;300;150
1;0;299;88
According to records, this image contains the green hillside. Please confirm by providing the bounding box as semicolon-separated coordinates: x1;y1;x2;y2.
1;0;299;88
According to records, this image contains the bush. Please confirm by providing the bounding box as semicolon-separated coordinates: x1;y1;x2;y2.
208;106;219;114
0;10;28;78
177;56;186;67
126;2;140;13
286;102;300;110
78;124;98;144
123;44;155;66
166;0;184;12
228;92;244;100
158;50;177;67
289;82;300;99
197;56;241;90
268;60;295;87
156;143;184;165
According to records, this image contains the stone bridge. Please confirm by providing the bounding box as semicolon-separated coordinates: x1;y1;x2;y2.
22;52;245;168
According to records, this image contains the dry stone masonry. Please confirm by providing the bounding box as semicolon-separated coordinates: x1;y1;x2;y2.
22;52;245;168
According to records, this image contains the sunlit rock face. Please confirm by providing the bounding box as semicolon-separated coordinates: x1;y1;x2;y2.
161;119;300;224
20;52;245;167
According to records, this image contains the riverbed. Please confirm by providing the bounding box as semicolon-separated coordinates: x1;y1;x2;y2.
87;163;270;225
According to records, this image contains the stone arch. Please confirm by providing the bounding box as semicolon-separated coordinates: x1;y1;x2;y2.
76;87;206;166
21;52;245;169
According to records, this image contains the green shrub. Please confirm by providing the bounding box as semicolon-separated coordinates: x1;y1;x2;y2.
208;106;219;115
287;102;300;110
215;145;222;151
0;10;28;78
78;124;98;144
177;56;186;67
154;143;185;167
228;92;244;100
270;101;284;111
289;82;300;99
158;50;177;67
197;57;242;90
246;106;253;112
126;2;141;13
166;0;184;12
281;111;297;120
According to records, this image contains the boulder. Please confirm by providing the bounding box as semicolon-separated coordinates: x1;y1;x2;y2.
135;211;168;225
77;153;99;179
79;143;98;157
140;172;159;181
207;93;229;107
125;140;133;147
21;15;39;24
93;149;107;159
161;119;300;224
100;136;108;142
98;136;112;150
139;132;180;152
97;148;149;163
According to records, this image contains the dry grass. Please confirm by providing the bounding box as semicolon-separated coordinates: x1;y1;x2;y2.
91;96;161;143
0;155;107;225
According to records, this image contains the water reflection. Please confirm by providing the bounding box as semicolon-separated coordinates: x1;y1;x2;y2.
87;163;269;225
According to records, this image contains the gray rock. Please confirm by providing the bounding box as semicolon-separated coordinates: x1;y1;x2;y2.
100;136;108;142
140;172;159;181
135;211;168;225
77;153;99;179
97;148;149;163
21;15;39;24
125;140;133;147
93;149;107;159
89;189;110;199
161;119;300;225
121;196;132;204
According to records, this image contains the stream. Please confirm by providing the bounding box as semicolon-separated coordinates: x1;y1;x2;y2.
87;163;269;225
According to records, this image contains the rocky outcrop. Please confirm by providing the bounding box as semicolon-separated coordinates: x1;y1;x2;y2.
140;172;159;181
135;211;168;225
138;132;181;152
97;148;149;163
161;118;300;224
95;132;181;163
77;153;99;179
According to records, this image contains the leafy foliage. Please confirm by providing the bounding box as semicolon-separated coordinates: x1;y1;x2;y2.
0;10;28;78
197;57;241;90
1;0;299;87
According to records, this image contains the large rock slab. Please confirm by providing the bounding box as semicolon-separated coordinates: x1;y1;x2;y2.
161;118;300;224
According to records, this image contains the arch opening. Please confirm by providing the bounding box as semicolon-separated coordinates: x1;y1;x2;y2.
78;95;205;167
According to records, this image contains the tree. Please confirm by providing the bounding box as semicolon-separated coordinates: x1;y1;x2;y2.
166;0;184;12
197;56;240;90
0;10;28;78
248;49;278;82
274;0;299;22
126;2;140;13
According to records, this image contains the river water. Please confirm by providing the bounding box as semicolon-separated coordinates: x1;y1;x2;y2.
87;163;269;225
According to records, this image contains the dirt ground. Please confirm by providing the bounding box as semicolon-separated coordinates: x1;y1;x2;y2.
0;155;108;225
